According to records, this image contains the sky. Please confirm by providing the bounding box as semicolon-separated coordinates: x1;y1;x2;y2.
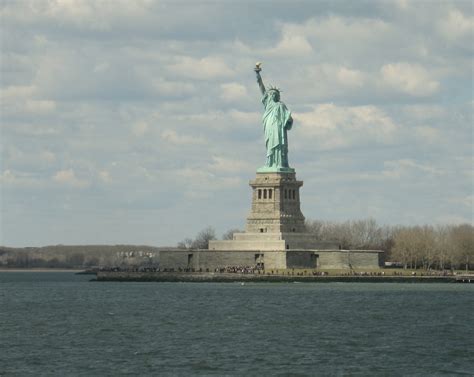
1;0;473;247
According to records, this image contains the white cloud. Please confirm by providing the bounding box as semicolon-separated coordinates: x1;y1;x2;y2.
394;0;410;10
25;0;153;31
220;83;248;102
151;78;196;97
270;28;313;56
98;170;112;183
52;169;89;188
25;100;56;113
401;105;447;120
208;156;253;173
136;166;155;181
93;61;110;73
10;124;60;136
336;67;365;87
295;104;398;150
283;16;391;49
176;168;212;181
449;195;474;209
1;85;35;100
131;121;149;137
382;159;443;179
160;129;206;145
167;56;234;80
438;8;474;40
39;150;56;163
3;146;56;170
434;214;473;225
176;168;242;198
229;110;259;125
1;84;56;117
380;62;439;96
414;126;440;144
0;169;42;187
0;170;15;184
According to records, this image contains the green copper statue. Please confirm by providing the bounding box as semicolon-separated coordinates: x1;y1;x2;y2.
255;62;294;172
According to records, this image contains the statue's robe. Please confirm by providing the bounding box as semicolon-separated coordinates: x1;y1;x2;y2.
262;91;293;168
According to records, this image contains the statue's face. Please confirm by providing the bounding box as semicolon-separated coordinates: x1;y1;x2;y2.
270;90;280;102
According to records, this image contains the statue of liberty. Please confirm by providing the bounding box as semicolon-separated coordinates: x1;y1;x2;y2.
254;63;294;172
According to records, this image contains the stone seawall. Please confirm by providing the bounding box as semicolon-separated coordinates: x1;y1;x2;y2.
96;271;456;283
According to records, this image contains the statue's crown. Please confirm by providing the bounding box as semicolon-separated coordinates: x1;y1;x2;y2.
268;85;281;93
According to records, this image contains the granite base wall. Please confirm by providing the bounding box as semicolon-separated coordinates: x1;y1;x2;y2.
317;250;382;269
160;250;285;270
286;251;318;269
160;249;383;270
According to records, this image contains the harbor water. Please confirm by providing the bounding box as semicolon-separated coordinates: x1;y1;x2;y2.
0;272;472;376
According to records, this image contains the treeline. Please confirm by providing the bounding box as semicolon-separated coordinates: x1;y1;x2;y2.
389;224;472;270
0;245;163;269
305;219;473;270
305;218;392;250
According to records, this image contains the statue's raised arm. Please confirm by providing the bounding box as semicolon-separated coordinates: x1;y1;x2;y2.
254;62;266;95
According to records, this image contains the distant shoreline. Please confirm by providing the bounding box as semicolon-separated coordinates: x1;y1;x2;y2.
2;269;471;283
0;268;85;273
95;271;472;283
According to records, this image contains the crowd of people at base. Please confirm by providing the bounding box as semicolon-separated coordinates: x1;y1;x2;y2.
345;270;454;277
405;270;453;276
155;266;259;273
219;266;257;274
342;271;386;276
207;267;330;275
263;270;329;276
99;266;159;272
98;266;456;276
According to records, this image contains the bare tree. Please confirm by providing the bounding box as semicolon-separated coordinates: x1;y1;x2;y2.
379;225;396;259
434;225;453;270
319;221;352;249
191;227;217;249
391;227;414;268
305;220;324;240
222;229;241;240
451;224;474;271
418;225;436;270
177;238;193;249
347;218;383;249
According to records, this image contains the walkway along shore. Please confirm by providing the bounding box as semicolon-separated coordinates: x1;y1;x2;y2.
94;271;473;283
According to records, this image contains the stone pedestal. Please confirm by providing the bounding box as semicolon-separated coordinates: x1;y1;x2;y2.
246;171;305;233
